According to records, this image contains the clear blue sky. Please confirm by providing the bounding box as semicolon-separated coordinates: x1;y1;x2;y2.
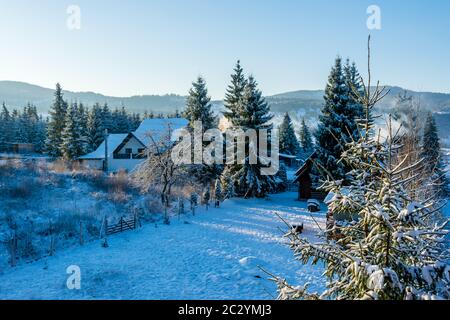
0;0;449;99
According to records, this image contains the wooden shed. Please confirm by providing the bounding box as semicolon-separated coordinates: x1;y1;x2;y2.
293;152;326;201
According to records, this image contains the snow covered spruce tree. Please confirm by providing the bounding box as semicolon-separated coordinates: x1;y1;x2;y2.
61;102;85;160
46;83;68;157
274;38;450;300
87;103;105;152
183;76;221;186
299;118;313;153
344;59;364;122
421;112;448;198
184;76;216;130
314;57;362;182
279;112;300;155
223;60;247;126
223;72;277;198
0;103;12;150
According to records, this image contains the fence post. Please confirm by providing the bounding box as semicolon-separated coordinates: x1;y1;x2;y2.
79;221;84;246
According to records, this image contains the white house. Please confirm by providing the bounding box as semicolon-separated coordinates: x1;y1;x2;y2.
78;118;188;172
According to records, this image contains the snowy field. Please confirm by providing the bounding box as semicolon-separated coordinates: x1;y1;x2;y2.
0;192;326;300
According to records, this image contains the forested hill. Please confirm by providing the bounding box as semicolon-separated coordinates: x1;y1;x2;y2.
1;81;449;116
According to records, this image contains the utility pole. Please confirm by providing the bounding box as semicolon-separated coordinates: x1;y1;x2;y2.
104;128;109;172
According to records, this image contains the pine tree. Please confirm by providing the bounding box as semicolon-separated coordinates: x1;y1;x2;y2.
421;112;447;198
278;112;300;155
344;59;365;126
314;57;360;182
184;76;221;186
275;39;449;300
221;168;235;199
114;106;131;133
87;103;105;152
0;103;12;150
298;118;313;153
61;102;84;160
46;83;68;157
224;75;277;198
214;179;222;203
184;76;216;130
102;103;113;133
223;60;247;126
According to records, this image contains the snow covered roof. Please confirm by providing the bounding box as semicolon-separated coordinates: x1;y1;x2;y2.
78;118;188;160
79;134;128;160
133;118;188;146
279;153;298;159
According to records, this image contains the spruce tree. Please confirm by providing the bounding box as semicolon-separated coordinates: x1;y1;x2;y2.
223;60;247;126
61;102;84;160
298;118;313;153
0;103;12;150
314;57;359;182
102;103;113;133
184;76;221;186
46;83;68;157
275;40;449;300
224;75;276;198
87;103;105;152
421;112;447;198
344;59;365;126
184;76;216;130
278;112;300;155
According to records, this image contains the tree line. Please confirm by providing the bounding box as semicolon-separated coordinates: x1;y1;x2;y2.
0;83;173;159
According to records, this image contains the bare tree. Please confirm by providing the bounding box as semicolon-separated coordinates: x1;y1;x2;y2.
133;124;187;223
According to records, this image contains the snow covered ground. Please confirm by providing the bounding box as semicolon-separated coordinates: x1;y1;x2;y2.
0;192;326;300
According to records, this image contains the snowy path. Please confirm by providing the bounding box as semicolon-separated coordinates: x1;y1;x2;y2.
0;192;326;300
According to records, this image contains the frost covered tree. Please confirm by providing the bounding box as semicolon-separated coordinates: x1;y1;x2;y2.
184;76;216;131
214;179;222;207
0;103;13;150
183;76;221;186
344;59;364;123
223;75;277;198
279;112;300;155
392;92;425;201
298;118;313;153
133;124;187;210
87;103;105;152
421;112;447;198
274;37;450;301
61;102;85;160
46;83;68;157
221;168;235;200
314;57;362;182
223;60;247;126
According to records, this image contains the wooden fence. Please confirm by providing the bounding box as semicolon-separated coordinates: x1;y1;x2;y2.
105;215;138;236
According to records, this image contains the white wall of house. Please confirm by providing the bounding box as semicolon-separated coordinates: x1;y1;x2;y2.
79;159;103;170
109;158;145;172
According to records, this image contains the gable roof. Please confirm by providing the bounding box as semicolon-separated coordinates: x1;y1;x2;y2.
133;118;188;147
112;132;146;154
293;151;317;183
78;118;188;160
79;134;128;160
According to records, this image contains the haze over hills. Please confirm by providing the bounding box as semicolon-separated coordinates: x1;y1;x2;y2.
1;81;449;115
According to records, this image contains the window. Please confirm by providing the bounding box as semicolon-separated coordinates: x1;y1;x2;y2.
125;148;132;154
